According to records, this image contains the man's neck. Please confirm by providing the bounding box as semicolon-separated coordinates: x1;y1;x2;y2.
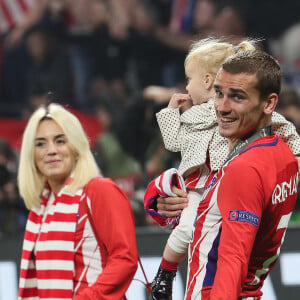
228;125;273;154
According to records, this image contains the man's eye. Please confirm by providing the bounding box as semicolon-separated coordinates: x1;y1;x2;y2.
215;90;223;97
233;94;243;101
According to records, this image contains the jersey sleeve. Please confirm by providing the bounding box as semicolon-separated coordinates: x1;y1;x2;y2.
74;178;138;300
271;111;300;155
156;107;182;152
144;178;180;229
210;164;264;300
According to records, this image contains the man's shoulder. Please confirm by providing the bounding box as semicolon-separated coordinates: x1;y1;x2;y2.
227;135;296;172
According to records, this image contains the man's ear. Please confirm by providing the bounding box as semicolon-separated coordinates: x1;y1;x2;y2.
264;93;278;115
204;73;214;90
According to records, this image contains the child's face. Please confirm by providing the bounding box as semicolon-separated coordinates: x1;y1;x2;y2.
185;61;209;105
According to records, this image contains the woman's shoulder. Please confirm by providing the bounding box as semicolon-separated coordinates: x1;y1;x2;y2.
86;176;115;189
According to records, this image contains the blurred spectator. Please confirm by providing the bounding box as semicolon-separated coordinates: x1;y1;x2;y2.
24;25;73;112
275;86;300;223
1;0;48;48
93;100;142;182
153;0;218;86
154;0;217;52
0;138;27;237
213;3;247;43
127;0;172;89
88;0;131;112
276;86;300;134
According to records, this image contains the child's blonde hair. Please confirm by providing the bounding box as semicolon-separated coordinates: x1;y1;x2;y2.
185;37;256;76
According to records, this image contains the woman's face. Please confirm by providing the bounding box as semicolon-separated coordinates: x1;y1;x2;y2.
34;119;77;192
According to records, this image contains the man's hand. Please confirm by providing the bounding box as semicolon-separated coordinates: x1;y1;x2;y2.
157;187;188;217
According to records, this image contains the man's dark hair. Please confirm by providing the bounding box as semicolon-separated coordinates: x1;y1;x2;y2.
222;50;281;100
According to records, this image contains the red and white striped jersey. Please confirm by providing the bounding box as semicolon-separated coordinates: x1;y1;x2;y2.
186;135;298;300
0;0;37;33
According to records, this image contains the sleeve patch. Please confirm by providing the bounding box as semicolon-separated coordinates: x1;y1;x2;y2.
228;210;259;227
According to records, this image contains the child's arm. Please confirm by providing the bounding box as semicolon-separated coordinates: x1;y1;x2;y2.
272;111;300;155
156;93;191;152
272;111;300;172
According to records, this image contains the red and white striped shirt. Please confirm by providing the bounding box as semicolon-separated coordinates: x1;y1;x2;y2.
19;177;138;300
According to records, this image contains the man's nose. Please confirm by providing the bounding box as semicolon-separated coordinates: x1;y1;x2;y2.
216;96;231;112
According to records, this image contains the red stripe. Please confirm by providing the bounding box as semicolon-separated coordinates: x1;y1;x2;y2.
55;196;81;205
24;230;38;241
20;268;36;278
28;210;43;223
0;1;15;29
39;231;75;241
36;269;73;279
22;249;33;259
46;212;78;222
37;250;74;260
18;0;30;13
19;287;38;297
39;288;73;298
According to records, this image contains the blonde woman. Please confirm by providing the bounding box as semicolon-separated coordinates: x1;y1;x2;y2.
18;103;138;300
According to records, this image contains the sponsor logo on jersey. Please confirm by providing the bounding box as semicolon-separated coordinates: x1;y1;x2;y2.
228;210;259;227
272;173;298;205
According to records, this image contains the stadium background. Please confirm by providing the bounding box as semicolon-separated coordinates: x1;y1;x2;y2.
0;0;300;299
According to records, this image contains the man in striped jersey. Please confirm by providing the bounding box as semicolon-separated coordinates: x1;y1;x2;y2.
185;50;298;299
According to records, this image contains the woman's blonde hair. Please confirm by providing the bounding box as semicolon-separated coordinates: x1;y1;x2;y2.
185;37;257;77
18;103;100;209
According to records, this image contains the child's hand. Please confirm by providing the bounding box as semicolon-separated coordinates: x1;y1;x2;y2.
168;93;191;109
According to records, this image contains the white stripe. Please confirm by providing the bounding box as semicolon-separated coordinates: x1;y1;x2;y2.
277;212;292;229
162;170;176;196
26;219;41;232
4;0;24;25
36;259;73;270
155;176;163;194
23;239;35;251
0;8;10;32
36;240;74;251
20;259;35;270
19;277;37;288
26;0;37;7
37;279;73;290
43;221;77;232
55;202;79;213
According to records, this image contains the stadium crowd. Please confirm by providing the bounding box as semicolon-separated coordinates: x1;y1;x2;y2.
0;0;300;237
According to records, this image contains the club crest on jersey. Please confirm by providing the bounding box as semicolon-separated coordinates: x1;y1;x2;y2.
228;210;259;227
